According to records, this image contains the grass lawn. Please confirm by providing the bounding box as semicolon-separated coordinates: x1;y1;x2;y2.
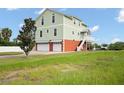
0;52;23;56
0;51;124;85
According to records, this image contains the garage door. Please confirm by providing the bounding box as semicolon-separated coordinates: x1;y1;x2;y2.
37;44;49;52
53;43;62;52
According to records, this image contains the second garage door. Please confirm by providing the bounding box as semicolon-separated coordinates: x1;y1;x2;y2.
53;43;62;52
37;44;49;52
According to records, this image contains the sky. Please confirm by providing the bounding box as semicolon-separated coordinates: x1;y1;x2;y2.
0;8;124;44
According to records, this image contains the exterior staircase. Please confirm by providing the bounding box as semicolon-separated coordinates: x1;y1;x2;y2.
77;39;86;51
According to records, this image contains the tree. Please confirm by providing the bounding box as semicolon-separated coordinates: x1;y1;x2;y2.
91;43;101;50
17;18;37;56
0;32;2;43
101;44;108;47
1;28;12;42
101;43;108;50
13;38;18;45
108;42;124;50
94;43;101;48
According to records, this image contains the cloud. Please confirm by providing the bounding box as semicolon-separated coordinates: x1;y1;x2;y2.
85;36;95;42
90;25;99;32
19;23;23;28
89;37;95;41
116;9;124;22
87;37;100;43
111;38;121;43
35;8;46;15
6;8;18;11
59;8;68;12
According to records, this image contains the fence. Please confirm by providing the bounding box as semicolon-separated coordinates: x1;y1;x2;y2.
0;46;23;52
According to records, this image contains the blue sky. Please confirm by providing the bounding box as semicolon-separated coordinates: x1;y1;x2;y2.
0;8;124;44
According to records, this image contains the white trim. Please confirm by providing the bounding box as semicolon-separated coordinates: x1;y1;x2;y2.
38;24;63;28
37;24;88;32
63;24;88;32
36;39;62;43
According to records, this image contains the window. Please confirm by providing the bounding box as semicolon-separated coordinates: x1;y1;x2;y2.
79;22;80;26
41;17;44;25
72;31;74;35
52;14;55;23
54;29;57;36
74;20;75;24
78;32;80;35
40;31;42;37
47;29;49;33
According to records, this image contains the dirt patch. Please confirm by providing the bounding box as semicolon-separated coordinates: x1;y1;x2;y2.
0;63;93;84
1;68;35;82
97;57;114;62
0;66;54;83
61;65;77;72
6;70;22;79
0;70;24;84
53;64;77;72
53;64;92;73
74;64;93;69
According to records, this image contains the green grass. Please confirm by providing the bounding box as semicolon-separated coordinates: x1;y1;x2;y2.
0;52;23;56
0;51;124;85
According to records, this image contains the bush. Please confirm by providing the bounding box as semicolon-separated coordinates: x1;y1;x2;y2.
0;41;19;46
108;42;124;50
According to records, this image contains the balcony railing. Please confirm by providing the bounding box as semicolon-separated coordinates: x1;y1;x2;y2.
83;36;92;42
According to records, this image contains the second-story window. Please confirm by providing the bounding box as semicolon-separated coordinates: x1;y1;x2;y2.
78;32;80;35
79;22;80;26
54;29;57;36
52;14;55;23
40;31;42;37
72;31;74;35
74;20;76;24
41;17;44;25
47;29;49;33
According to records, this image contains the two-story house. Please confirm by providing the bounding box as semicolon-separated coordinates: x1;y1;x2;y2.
35;9;91;52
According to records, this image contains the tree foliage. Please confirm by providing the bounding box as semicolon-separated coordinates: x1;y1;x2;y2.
1;28;12;42
17;18;37;56
101;44;108;47
0;32;2;43
93;43;101;48
108;42;124;50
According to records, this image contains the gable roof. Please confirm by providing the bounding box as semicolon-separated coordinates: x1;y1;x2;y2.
35;8;87;27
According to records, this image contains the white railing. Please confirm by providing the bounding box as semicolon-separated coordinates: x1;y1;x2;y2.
77;39;86;51
83;36;92;42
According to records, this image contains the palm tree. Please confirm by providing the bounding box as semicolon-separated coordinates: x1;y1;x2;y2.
1;28;12;42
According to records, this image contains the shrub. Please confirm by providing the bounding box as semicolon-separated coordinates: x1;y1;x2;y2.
108;42;124;50
0;41;19;46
